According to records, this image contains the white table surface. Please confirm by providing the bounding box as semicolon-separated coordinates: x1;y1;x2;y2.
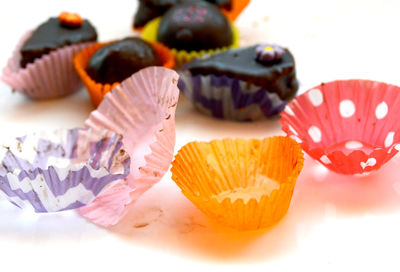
1;0;400;271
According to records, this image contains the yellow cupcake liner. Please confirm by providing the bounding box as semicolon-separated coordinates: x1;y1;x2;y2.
171;137;304;231
142;17;240;68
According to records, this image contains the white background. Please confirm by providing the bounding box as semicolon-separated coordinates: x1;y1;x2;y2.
1;0;400;271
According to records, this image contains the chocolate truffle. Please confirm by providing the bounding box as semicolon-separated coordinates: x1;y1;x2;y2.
86;37;162;84
157;2;233;51
20;17;97;68
133;0;232;28
182;45;299;100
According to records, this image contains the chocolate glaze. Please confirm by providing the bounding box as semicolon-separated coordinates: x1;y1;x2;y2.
182;45;299;100
20;17;97;68
157;2;232;51
134;0;232;28
86;37;162;84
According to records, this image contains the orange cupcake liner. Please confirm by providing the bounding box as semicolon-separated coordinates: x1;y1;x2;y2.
73;40;175;107
171;137;304;231
222;0;251;21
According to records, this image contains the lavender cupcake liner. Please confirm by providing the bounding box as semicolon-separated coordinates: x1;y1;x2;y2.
1;31;94;99
178;71;287;121
0;128;130;213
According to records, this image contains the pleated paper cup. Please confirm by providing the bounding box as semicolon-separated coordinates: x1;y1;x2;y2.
178;71;287;121
141;17;240;68
0;128;130;213
1;31;94;99
133;0;250;31
73;40;175;107
221;0;251;21
281;79;400;175
171;137;304;231
78;67;180;227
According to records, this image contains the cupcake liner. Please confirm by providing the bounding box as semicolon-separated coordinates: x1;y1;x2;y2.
281;79;400;175
78;67;180;227
133;0;250;31
141;17;240;68
73;40;175;107
0;128;130;213
171;137;304;230
178;71;287;121
221;0;251;21
1;31;94;99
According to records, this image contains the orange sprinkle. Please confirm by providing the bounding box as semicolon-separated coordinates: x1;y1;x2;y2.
58;12;83;28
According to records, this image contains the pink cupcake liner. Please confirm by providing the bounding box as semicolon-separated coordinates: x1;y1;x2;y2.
281;79;400;175
1;31;94;99
78;67;180;227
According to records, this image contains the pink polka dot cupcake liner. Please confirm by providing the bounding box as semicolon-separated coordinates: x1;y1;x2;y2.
78;67;180;227
1;31;94;99
280;79;400;175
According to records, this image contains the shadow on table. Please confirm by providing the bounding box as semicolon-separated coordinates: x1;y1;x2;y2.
110;153;400;263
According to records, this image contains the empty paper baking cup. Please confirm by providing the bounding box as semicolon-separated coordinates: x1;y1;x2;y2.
1;31;93;99
178;72;288;121
78;67;180;227
73;40;175;107
171;137;304;230
141;18;240;68
0;128;130;213
281;79;400;175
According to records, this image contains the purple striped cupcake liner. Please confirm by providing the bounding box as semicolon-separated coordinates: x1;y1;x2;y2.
0;128;130;213
178;71;287;121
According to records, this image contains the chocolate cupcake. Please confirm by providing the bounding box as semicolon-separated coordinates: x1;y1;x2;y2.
141;1;240;67
178;44;299;121
133;0;234;29
74;37;174;107
1;12;98;99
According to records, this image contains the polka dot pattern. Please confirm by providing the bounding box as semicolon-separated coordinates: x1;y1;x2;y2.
339;100;355;118
376;102;388;119
385;132;395;148
308;89;323;106
320;155;331;165
361;158;376;169
308;126;322;143
284;106;294;116
280;80;400;175
345;141;363;149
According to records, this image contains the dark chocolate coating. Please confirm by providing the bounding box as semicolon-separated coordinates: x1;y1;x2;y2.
86;37;162;84
157;2;233;51
182;45;299;100
20;17;97;68
133;0;232;28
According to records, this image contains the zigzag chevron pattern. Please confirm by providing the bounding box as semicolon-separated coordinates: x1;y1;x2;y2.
178;72;287;121
0;128;130;212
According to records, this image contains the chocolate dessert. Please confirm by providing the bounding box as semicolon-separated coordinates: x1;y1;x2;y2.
86;37;162;84
134;0;232;28
181;44;299;100
20;14;97;68
157;2;233;51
